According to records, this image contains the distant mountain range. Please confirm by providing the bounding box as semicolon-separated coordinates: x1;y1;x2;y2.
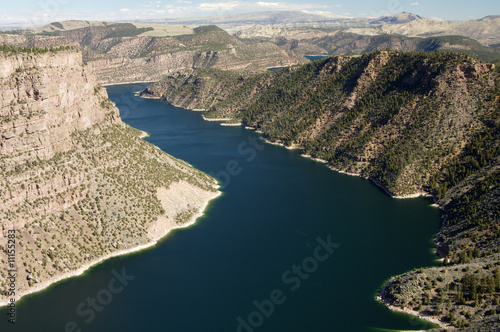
2;10;499;48
131;11;424;32
202;11;500;46
122;11;500;47
1;10;498;85
28;10;500;54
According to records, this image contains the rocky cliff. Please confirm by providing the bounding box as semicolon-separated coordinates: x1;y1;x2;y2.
0;33;78;49
21;23;306;84
85;49;247;84
0;48;219;304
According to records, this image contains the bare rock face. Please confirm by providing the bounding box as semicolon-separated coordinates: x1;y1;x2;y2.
86;51;199;84
0;34;78;49
0;49;219;304
0;51;116;164
0;51;115;230
86;45;304;84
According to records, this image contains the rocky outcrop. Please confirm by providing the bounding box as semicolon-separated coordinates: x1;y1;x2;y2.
87;45;305;84
86;51;214;84
0;49;219;305
0;51;112;163
32;24;307;84
379;255;500;330
0;34;78;49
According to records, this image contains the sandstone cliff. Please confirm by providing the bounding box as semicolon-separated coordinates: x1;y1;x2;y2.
19;23;306;84
0;49;219;304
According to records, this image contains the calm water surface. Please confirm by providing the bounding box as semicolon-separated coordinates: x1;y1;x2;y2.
268;55;329;71
1;83;441;332
304;55;329;61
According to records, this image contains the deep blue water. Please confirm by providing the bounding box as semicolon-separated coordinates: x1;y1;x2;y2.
0;83;441;332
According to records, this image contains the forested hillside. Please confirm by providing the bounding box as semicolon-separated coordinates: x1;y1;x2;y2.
142;51;500;328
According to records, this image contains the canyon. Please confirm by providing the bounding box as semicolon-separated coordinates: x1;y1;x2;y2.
0;48;219;304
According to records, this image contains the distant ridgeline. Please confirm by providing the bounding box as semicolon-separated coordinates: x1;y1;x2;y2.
242;31;500;64
1;23;306;84
142;50;500;328
0;44;74;54
35;23;307;84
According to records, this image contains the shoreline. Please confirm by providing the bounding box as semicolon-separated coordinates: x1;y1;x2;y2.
377;296;449;330
220;122;242;126
266;65;287;70
260;136;301;150
242;123;435;200
202;115;232;121
377;279;449;330
138;94;161;99
0;188;221;308
376;280;449;330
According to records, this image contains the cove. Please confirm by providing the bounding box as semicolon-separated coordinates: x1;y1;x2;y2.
0;83;440;331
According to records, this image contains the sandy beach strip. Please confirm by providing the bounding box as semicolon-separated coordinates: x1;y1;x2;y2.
201;115;233;121
220;122;242;126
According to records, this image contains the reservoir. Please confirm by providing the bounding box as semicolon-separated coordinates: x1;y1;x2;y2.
1;83;440;331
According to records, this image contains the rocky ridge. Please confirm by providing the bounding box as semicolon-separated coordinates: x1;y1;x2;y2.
234;13;500;47
236;27;500;63
25;24;306;84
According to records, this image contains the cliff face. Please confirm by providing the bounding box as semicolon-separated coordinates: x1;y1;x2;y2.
0;50;115;232
86;43;304;85
38;24;307;84
86;50;219;84
0;49;219;303
0;51;113;163
0;34;78;49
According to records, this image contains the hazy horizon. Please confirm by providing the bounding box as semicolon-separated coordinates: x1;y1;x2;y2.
0;0;499;28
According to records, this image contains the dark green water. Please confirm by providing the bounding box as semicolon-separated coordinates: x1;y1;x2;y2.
1;84;441;332
304;55;329;61
268;55;329;71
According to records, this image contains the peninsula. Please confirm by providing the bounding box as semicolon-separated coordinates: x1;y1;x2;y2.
0;46;220;306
